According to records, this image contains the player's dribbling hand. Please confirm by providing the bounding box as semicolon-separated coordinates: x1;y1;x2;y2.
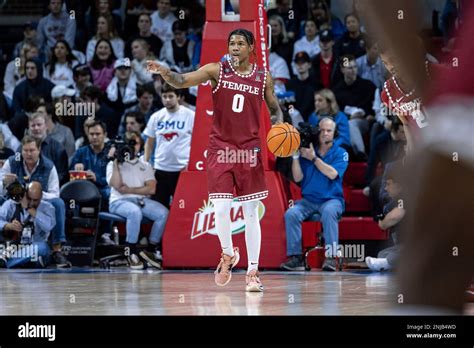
146;60;168;75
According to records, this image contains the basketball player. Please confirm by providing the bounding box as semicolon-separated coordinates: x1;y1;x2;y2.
147;29;283;292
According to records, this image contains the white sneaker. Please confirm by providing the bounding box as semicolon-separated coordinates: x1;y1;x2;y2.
365;257;390;271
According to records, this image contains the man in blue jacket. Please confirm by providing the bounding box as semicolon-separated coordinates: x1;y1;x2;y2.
281;117;349;271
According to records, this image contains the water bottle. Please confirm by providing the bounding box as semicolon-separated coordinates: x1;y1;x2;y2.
113;226;119;245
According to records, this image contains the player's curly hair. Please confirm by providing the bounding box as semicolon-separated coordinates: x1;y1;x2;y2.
227;28;258;62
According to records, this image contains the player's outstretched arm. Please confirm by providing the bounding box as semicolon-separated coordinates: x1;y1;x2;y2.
147;60;220;89
264;71;283;125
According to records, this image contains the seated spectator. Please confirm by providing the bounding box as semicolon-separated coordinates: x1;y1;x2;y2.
307;0;345;40
151;0;177;43
118;84;156;135
86;0;123;41
0;181;55;268
51;84;78;134
334;13;367;58
280;117;348;271
76;86;117;139
308;89;351;151
286;51;322;120
43;40;80;87
37;0;76;57
0;124;20;153
75;117;103;150
124;1;155;40
72;64;93;98
106;130;168;269
0;131;15;169
333;55;376;158
86;14;124;63
0;136;70;267
70;120;113;206
123;112;145;136
27;111;69;185
4;44;40;102
291;19;320;75
267;0;298;39
36;99;75;159
269;52;291;86
88;39;117;92
365;164;404;271
131;39;167;85
106;59;138;121
12;21;40;59
144;83;194;209
356;37;387;90
365;118;406;191
11;59;54;118
311;29;341;89
125;13;163;59
159;21;195;73
8;95;44;141
268;15;294;68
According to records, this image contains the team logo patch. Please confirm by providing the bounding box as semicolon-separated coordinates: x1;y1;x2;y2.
162;132;179;141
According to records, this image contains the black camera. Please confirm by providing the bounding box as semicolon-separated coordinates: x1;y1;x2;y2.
108;136;137;163
297;122;319;148
6;180;27;202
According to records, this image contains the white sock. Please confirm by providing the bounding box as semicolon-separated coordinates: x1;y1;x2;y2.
242;201;261;273
212;199;234;257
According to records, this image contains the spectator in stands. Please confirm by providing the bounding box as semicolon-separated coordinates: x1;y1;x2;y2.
365;164;404;271
86;14;125;63
334;13;367;58
88;39;117;92
268;15;294;68
86;0;123;40
13;21;40;59
151;0;177;43
43;40;80;87
120;112;145;137
8;96;43;142
307;0;345;40
149;74;165;110
160;21;195;73
333;55;376;159
72;64;93;98
144;83;194;209
267;0;298;39
37;0;76;57
125;13;163;59
118;84;157;135
365;118;406;191
311;29;340;89
281;117;348;271
131;39;167;85
0;136;70;267
292;18;320;75
308;89;351;151
269;52;291;87
75;117;95;150
4;44;40;103
124;0;155;40
107;130;168;269
27;112;69;185
37;100;75;159
0;181;55;269
356;37;387;90
106;59;138;135
70;121;113;203
11;59;54;118
286;51;322;120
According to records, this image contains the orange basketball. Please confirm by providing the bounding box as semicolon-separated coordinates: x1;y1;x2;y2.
266;122;301;157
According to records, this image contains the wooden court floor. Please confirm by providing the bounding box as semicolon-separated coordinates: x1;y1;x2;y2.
0;269;472;315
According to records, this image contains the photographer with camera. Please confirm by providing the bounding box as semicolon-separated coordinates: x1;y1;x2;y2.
281;117;348;272
365;164;405;271
0;181;55;268
106;131;168;269
0;135;70;268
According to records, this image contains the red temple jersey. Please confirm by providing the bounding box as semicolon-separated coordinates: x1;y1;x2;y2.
209;58;267;152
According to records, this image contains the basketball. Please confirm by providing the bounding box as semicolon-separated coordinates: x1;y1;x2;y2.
266;123;301;157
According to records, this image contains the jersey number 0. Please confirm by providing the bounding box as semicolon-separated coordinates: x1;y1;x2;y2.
232;94;244;113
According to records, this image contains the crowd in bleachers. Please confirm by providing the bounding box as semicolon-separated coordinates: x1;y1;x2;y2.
0;0;461;270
